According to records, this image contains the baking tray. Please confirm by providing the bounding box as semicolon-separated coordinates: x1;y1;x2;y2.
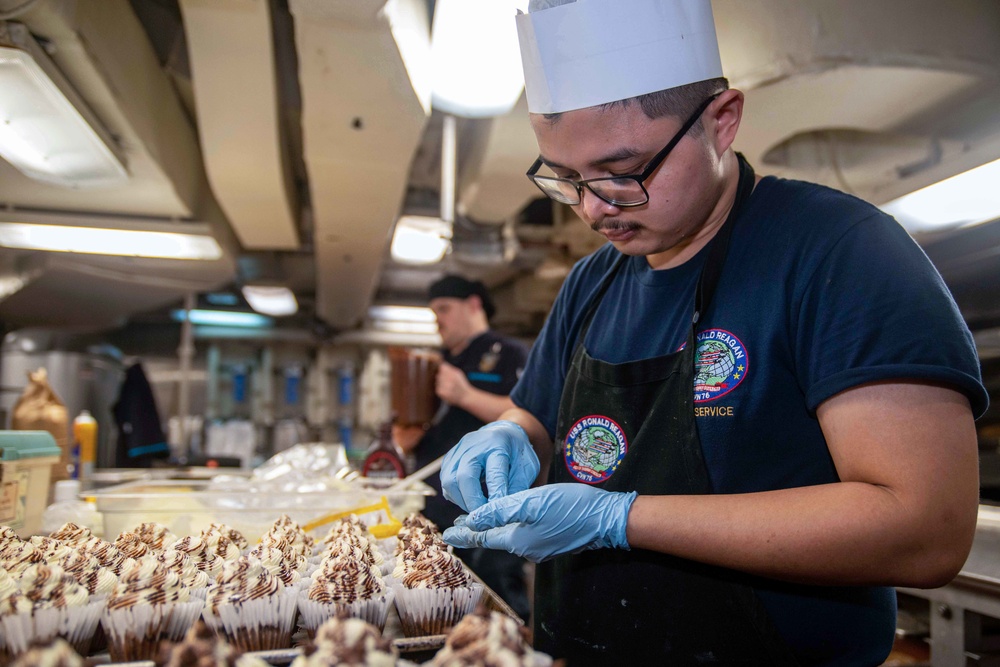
86;562;521;665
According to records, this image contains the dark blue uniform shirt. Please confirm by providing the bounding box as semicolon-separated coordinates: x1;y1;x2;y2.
512;175;988;666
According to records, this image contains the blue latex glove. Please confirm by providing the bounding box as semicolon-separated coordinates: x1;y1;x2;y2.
440;420;540;512
442;483;637;563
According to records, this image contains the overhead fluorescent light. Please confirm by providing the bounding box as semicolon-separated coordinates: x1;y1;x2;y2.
242;285;298;317
369;305;437;323
171;309;273;328
430;0;528;118
206;292;240;306
881;157;1000;233
390;215;451;265
0;23;127;188
0;220;223;260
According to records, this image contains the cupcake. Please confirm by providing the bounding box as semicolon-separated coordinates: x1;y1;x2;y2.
76;537;137;576
292;616;400;667
392;549;482;637
59;550;118;597
0;526;20;545
132;522;178;553
427;606;552;667
0;568;32;662
166;536;225;579
298;557;394;634
154;620;270;667
28;536;75;564
8;638;84;667
3;564;103;657
102;560;203;661
0;538;45;575
156;548;210;594
203;557;297;652
202;523;248;552
246;545;303;587
114;531;153;560
254;535;309;574
48;523;94;548
265;515;314;558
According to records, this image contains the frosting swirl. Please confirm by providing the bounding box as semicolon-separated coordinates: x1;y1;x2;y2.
131;522;177;552
19;564;89;609
59;550;118;596
166;536;225;578
28;536;75;564
49;522;94;547
8;638;85;667
0;538;45;574
77;536;138;575
157;549;210;589
114;531;152;559
0;568;31;617
428;607;542;667
400;550;470;590
108;560;189;609
304;616;397;667
202;522;248;551
309;559;384;604
0;526;19;544
207;557;282;613
246;545;301;586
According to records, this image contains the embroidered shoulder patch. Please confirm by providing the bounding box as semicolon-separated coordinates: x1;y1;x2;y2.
563;415;628;484
693;329;748;403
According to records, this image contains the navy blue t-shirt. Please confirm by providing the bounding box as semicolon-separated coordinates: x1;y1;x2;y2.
512;176;988;666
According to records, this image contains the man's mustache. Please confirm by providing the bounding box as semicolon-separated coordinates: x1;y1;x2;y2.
591;220;641;233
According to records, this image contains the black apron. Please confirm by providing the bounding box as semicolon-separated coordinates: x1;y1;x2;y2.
535;157;800;666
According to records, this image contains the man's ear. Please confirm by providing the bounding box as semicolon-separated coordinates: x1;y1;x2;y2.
467;294;484;313
706;89;744;157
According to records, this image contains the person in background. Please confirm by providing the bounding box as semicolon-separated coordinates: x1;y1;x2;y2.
396;274;531;621
439;0;988;664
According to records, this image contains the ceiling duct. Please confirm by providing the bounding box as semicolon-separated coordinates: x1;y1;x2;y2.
715;0;1000;204
459;94;541;224
289;0;431;330
178;0;299;251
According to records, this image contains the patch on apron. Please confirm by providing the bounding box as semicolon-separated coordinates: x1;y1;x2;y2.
564;415;628;484
694;329;748;403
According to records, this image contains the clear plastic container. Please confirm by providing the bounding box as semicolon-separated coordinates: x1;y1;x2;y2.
89;478;430;542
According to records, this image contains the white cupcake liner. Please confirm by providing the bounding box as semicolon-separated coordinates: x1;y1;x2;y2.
0;600;104;657
391;583;483;637
202;587;298;653
296;587;395;634
188;586;209;600
101;600;203;662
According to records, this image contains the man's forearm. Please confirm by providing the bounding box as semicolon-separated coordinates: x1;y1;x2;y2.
455;390;515;424
627;481;972;588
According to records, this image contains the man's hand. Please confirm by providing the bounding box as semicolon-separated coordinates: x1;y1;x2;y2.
440;420;540;512
435;362;472;407
443;484;637;563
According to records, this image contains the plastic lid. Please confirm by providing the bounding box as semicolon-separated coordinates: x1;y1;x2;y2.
53;480;81;503
0;431;61;460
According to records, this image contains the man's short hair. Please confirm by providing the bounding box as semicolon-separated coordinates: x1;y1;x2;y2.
542;78;730;128
428;275;496;320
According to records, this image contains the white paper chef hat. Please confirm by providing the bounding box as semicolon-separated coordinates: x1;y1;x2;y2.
516;0;724;114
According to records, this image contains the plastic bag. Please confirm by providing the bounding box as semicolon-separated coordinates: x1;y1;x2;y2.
11;368;70;482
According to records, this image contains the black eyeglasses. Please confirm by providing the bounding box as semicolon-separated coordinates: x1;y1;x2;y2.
526;93;721;207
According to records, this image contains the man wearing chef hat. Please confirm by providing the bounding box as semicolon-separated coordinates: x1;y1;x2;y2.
440;0;988;664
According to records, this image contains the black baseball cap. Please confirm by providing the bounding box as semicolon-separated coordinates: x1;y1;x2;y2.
428;274;496;320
